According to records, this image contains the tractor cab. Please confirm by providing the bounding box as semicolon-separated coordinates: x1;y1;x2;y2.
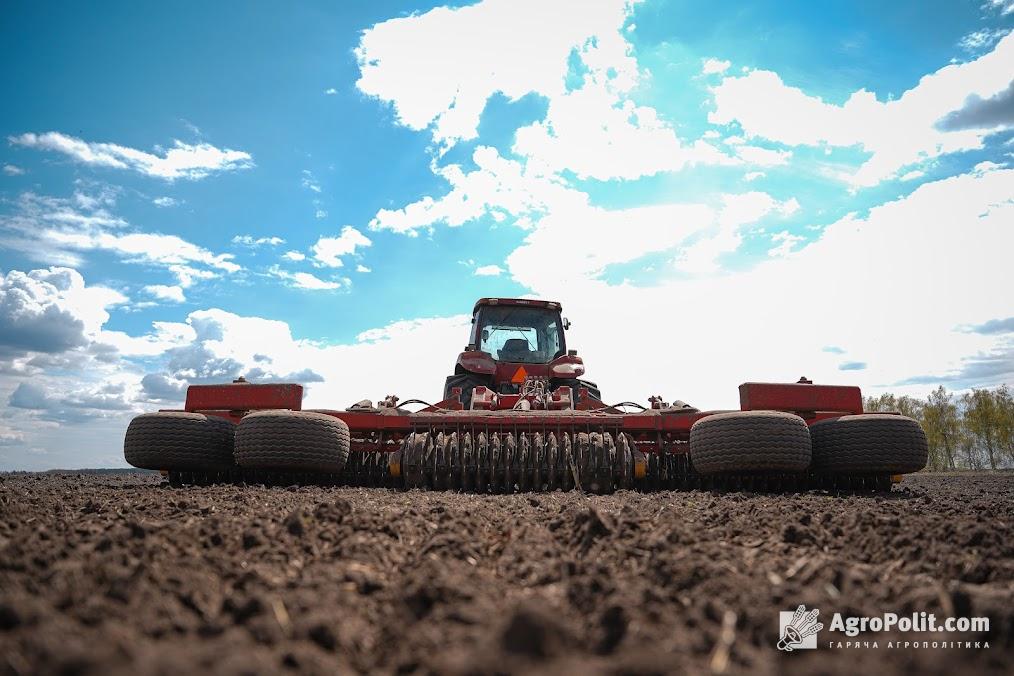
472;302;566;364
444;298;601;409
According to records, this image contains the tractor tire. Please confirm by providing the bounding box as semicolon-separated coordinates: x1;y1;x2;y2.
124;412;235;471
443;373;490;409
689;410;811;475
809;414;928;474
234;410;350;473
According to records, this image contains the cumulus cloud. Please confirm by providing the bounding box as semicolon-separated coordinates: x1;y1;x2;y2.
474;264;503;276
311;227;372;267
8;380;134;421
268;265;344;291
232;234;286;247
138;309;470;405
357;0;634;146
3;164;25;176
937;80;1014;131
371;146;584;235
282;251;306;262
701;58;731;75
8;132;253;180
508;166;1014;404
0;267;125;359
709;33;1014;187
139;373;187;402
152;196;179;208
144;284;186;303
356;0;732;179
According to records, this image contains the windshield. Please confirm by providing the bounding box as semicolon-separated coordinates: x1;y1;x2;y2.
477;306;563;364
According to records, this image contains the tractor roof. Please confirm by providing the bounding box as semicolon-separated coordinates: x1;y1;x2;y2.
472;297;562;314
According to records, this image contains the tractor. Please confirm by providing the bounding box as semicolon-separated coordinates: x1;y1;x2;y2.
124;297;928;492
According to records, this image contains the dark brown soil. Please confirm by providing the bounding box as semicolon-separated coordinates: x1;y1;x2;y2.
1;472;1011;675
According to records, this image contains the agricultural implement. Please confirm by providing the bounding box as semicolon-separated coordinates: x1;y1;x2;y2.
125;298;928;492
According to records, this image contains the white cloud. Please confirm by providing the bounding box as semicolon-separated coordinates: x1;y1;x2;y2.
3;164;25;176
959;27;1010;52
356;264;371;273
709;32;1014;187
152;196;179;208
357;0;728;179
985;0;1014;16
144;284;185;303
99;321;196;357
744;171;765;181
232;234;285;247
0;266;126;358
48;230;240;281
701;58;731;75
324;87;338;95
675;192;800;275
311;226;372;267
766;230;805;257
371;146;585;235
357;0;635;147
315;209;328;220
505;166;1014;406
268;266;344;291
474;264;503;276
301;170;322;193
282;250;306;262
9;132;253;180
141;309;472;407
513;78;733;180
733;145;792;166
0;192;239;288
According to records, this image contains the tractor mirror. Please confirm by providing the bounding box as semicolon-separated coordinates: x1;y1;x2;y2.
563;317;571;330
481;329;489;342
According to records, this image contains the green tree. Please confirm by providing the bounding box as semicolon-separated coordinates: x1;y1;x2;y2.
963;389;1001;470
994;385;1014;465
922;386;959;470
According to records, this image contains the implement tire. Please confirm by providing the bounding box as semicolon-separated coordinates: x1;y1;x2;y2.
234;410;350;473
690;410;811;475
124;412;235;471
810;414;927;474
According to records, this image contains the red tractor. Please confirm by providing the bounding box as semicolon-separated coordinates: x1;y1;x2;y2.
125;297;928;492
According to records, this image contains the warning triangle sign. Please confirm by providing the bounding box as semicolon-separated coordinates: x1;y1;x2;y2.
511;366;528;384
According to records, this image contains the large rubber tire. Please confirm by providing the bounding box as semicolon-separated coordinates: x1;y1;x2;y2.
690;410;811;475
234;410;350;473
124;412;236;471
809;414;927;474
444;373;491;409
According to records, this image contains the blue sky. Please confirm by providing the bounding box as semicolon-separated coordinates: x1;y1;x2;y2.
1;0;1013;469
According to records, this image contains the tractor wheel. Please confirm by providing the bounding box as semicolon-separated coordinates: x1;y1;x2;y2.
809;414;928;474
443;373;490;409
689;410;811;475
124;412;235;471
234;410;350;473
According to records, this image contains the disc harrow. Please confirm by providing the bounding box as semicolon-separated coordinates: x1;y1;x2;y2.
128;297;930;495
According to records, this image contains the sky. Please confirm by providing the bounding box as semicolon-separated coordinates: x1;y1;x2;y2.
1;0;1013;469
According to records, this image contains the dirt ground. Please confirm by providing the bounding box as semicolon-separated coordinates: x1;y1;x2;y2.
0;472;1011;675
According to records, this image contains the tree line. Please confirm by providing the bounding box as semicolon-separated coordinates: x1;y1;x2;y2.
864;385;1014;471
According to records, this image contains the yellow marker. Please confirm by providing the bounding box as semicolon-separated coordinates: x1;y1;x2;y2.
634;458;647;479
890;474;903;483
